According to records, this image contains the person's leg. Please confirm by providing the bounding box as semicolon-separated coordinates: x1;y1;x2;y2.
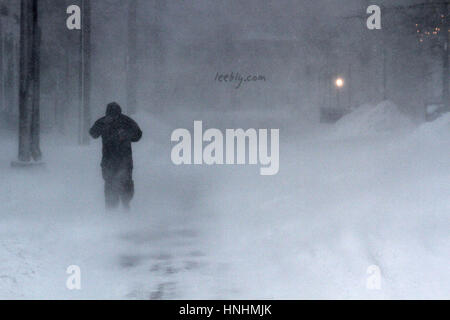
103;168;120;209
118;167;134;210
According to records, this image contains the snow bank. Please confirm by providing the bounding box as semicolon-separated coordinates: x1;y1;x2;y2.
413;113;450;142
332;101;414;139
206;112;450;299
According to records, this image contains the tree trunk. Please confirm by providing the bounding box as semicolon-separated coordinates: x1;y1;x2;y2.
30;0;41;161
126;0;138;115
4;34;15;115
18;0;41;163
78;0;91;145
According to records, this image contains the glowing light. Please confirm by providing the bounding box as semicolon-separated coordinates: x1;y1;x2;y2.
335;78;344;88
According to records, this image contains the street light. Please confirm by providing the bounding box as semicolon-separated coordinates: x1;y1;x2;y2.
335;77;344;88
335;77;344;109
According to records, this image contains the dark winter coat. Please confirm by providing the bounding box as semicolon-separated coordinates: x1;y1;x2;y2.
89;103;142;171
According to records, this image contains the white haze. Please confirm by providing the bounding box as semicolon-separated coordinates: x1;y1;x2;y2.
0;0;448;299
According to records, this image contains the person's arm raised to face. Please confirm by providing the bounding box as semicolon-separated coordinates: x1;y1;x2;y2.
89;118;105;139
123;116;143;143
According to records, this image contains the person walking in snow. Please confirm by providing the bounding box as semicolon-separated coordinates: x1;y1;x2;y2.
90;102;142;210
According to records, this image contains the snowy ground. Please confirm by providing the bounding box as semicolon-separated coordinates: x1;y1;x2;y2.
0;102;449;299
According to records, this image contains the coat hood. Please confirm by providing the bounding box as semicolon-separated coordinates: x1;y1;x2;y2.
106;102;122;118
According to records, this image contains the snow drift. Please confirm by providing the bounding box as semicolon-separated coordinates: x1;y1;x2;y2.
332;101;414;139
207;110;449;299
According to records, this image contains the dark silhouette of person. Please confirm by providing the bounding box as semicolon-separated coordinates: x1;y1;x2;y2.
90;102;142;210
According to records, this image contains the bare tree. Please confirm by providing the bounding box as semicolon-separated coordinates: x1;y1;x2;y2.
439;2;449;112
387;1;449;112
